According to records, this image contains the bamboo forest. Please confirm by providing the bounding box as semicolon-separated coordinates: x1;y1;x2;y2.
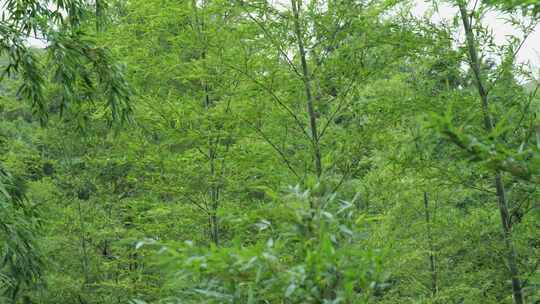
1;0;540;303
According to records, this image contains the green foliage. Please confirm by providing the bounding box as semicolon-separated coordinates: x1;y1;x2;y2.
485;0;540;15
137;183;389;304
432;110;540;181
0;164;42;302
1;0;539;303
0;0;131;124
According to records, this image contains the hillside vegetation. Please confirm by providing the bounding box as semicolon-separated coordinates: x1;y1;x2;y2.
0;0;539;303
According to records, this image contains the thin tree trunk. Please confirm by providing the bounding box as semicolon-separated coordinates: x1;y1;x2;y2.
204;63;220;247
193;0;220;246
95;0;103;33
209;142;219;246
458;3;524;303
423;192;438;297
291;0;322;178
77;199;90;284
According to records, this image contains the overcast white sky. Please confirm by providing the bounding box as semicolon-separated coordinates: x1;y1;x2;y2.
2;0;539;69
413;1;540;69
